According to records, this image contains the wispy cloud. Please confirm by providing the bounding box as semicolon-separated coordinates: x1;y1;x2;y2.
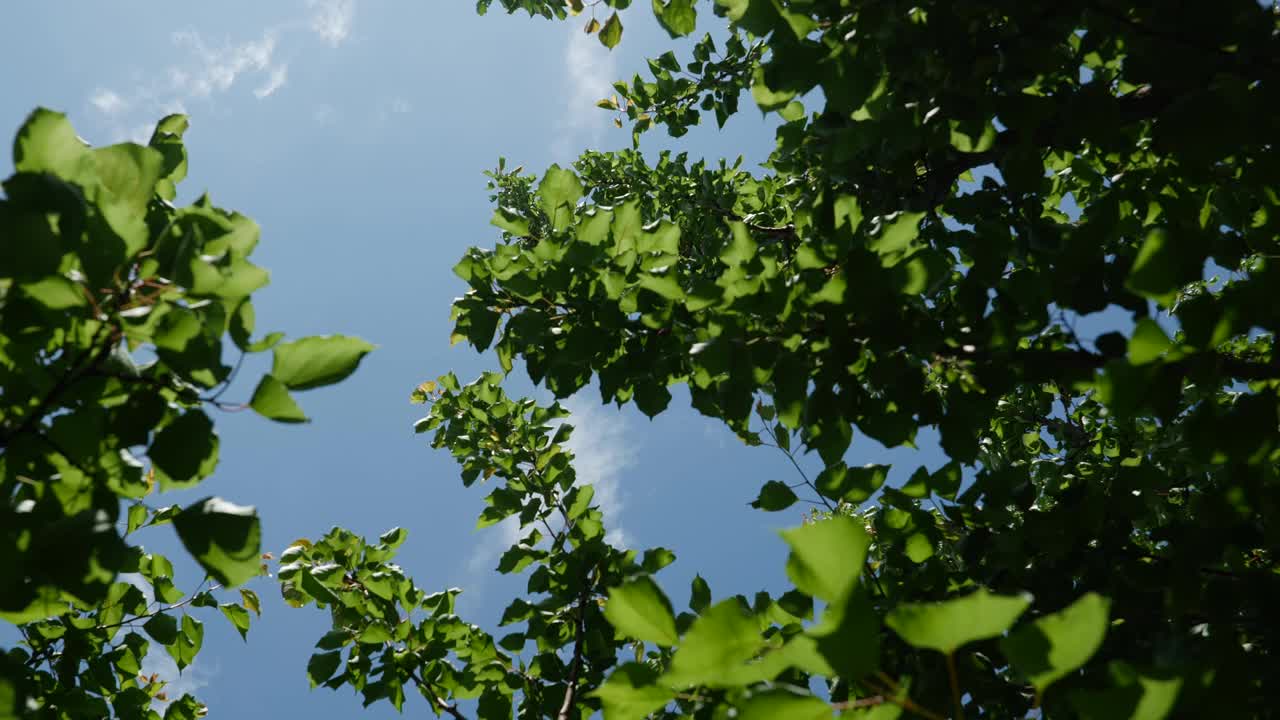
254;63;290;99
308;0;356;47
561;397;635;546
171;29;280;99
554;25;618;158
85;2;360;141
86;28;287;141
90;89;128;116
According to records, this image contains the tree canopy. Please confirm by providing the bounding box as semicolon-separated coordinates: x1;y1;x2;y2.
4;0;1280;718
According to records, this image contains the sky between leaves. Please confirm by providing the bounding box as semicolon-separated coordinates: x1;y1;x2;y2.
0;2;951;716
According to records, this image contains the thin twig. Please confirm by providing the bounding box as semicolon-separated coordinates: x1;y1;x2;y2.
94;579;219;633
864;674;947;720
206;351;246;403
556;578;592;720
0;325;115;448
408;667;469;720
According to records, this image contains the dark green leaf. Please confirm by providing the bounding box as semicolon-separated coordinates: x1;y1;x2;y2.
750;480;798;511
172;497;262;587
1002;593;1111;692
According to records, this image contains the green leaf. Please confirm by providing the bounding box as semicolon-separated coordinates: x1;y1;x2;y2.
592;663;674;720
93;142;165;215
1002;593;1111;692
249;374;309;423
240;588;262;616
566;485;595;520
720;222;757;266
358;623;392;644
379;527;407;549
886;588;1032;655
869;211;925;263
142;613;179;645
167;615;203;671
642;547;677;573
1127;319;1173;365
949;120;998;153
13;108;91;180
816;463;889;503
1125;228;1183;302
904;533;934;563
1069;662;1182;720
689;575;711;613
599;11;623;48
271;335;375;391
537;165;584;231
491;206;530;236
737;690;830;720
664;600;763;687
219;603;251;641
172;497;262;587
307;651;343;688
808;587;880;681
149;410;219;491
750;480;798;511
19;276;86;309
780;516;870;603
652;0;696;37
126;504;148;534
752;67;796;111
604;577;679;646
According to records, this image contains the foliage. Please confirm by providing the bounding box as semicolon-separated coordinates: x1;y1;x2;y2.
8;0;1280;718
434;0;1280;717
0;110;370;718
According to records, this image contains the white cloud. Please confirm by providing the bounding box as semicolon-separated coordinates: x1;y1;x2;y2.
84;1;369;141
561;397;636;546
309;0;356;47
555;24;618;158
88;28;285;141
90;89;128;116
141;650;215;704
171;29;279;98
254;64;289;98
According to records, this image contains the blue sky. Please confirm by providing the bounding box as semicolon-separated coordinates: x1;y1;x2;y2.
1;2;948;716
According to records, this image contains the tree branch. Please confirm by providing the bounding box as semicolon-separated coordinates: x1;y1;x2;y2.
556;582;592;720
0;327;116;449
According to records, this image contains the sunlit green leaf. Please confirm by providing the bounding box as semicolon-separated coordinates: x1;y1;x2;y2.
271;335;375;391
886;588;1031;655
604;577;679;646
